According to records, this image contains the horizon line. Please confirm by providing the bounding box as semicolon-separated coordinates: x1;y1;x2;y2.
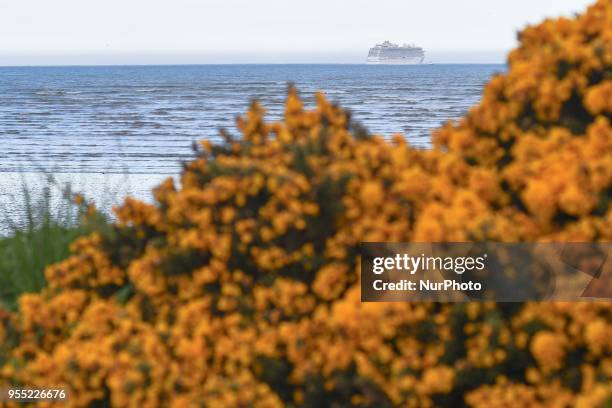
0;62;507;68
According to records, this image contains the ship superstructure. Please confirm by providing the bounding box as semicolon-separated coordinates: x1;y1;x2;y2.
367;41;425;64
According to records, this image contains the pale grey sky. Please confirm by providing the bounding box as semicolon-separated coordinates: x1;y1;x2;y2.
0;0;594;65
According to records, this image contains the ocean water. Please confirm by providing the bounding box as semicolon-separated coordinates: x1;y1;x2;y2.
0;64;503;233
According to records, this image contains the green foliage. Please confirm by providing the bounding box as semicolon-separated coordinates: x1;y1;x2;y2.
0;179;107;310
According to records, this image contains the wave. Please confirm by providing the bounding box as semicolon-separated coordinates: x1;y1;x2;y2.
1;65;499;175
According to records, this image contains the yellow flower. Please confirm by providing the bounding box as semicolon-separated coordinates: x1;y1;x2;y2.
530;331;567;370
584;319;610;355
419;365;455;394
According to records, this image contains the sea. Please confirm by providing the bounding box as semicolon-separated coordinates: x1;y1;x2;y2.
0;64;503;234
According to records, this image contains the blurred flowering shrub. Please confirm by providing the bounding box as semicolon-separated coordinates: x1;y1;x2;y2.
1;0;610;406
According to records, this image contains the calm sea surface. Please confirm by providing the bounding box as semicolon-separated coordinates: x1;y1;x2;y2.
0;64;503;233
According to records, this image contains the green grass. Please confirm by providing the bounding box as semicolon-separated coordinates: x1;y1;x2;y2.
0;179;108;310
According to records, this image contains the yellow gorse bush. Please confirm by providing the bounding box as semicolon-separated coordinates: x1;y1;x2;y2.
1;1;611;407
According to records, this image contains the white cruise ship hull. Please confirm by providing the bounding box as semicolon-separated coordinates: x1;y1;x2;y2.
366;57;424;65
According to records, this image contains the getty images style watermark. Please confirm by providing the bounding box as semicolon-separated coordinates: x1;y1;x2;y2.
360;243;611;302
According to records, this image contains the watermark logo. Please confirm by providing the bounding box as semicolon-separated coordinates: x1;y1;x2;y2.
360;243;611;302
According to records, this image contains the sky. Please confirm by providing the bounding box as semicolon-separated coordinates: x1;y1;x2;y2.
0;0;594;65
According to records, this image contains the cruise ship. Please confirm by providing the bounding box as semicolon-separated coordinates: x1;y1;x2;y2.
367;41;425;64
